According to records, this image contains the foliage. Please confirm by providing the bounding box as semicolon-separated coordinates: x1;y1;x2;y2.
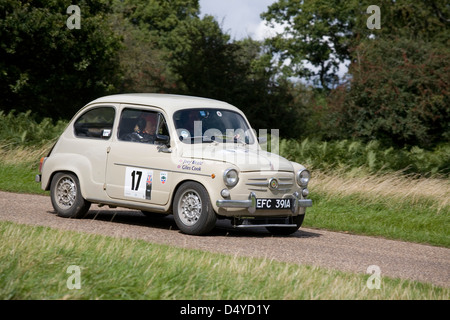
1;0;448;147
261;0;449;89
229;39;306;139
0;110;67;148
114;0;200;38
108;1;303;138
262;0;449;146
280;138;450;177
0;0;122;119
165;15;239;98
163;16;303;138
1;110;448;178
262;0;360;88
331;37;450;148
111;12;178;93
111;0;200;93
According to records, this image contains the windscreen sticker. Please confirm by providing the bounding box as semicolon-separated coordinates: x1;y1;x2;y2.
180;130;189;139
124;167;153;200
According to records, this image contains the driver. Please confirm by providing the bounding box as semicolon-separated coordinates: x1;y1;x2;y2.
124;116;154;143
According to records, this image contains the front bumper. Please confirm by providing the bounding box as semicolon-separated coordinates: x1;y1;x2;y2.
216;192;312;214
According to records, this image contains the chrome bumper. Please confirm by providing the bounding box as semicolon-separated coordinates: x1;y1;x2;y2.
216;192;312;214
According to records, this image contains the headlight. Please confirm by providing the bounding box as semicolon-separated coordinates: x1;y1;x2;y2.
297;169;310;187
223;168;239;187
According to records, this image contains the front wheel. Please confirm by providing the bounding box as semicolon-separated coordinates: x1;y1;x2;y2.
173;182;216;235
50;172;91;218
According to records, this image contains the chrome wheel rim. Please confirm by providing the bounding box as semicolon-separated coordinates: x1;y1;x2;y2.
177;189;202;226
55;177;77;210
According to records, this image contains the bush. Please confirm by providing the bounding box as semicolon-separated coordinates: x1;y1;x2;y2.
329;37;450;148
0;110;67;148
280;138;450;177
2;109;448;177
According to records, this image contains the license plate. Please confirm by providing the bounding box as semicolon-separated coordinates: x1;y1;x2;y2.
256;198;293;210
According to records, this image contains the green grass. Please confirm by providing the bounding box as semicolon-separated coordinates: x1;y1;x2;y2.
305;192;450;247
0;162;47;195
306;170;449;247
0;221;447;300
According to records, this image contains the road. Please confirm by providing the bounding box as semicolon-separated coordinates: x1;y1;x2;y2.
0;191;449;287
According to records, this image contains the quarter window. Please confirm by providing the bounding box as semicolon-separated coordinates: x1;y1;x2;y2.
74;106;115;139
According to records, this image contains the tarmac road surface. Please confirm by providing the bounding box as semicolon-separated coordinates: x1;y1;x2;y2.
0;191;449;287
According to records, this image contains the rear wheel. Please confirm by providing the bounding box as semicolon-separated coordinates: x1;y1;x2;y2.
173;182;216;235
50;172;91;218
266;214;304;235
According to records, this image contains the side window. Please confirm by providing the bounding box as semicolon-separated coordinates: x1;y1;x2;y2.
118;108;169;144
74;106;115;139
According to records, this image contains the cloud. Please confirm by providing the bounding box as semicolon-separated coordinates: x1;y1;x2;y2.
199;0;277;40
253;20;287;41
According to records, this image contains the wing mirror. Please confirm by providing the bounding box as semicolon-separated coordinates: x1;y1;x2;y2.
155;134;171;153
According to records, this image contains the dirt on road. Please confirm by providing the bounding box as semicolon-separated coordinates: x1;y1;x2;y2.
0;191;449;287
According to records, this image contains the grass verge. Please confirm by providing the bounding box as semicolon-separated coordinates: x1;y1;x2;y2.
0;221;448;300
305;170;450;247
0;145;50;195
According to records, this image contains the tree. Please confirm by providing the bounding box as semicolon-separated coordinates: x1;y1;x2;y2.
165;15;244;100
261;0;449;89
230;38;306;139
0;0;122;119
166;18;305;138
111;0;202;94
331;37;450;147
114;0;200;42
111;12;178;93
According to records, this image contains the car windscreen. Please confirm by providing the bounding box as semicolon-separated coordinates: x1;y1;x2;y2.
173;109;255;144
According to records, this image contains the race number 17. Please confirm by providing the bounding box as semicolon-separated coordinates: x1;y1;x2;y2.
130;170;142;191
124;167;152;200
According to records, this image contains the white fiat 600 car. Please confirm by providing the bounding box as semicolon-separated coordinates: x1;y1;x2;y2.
36;94;312;235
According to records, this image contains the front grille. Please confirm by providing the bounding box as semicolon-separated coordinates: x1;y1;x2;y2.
245;172;295;192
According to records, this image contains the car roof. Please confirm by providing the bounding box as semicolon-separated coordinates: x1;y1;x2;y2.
88;93;241;114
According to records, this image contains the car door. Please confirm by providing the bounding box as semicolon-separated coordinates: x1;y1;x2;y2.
105;106;173;206
70;105;116;197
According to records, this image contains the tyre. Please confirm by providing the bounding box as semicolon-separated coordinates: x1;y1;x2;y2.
266;214;304;235
50;172;91;218
173;181;216;235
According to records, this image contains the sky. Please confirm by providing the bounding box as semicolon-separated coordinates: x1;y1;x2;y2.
198;0;279;40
